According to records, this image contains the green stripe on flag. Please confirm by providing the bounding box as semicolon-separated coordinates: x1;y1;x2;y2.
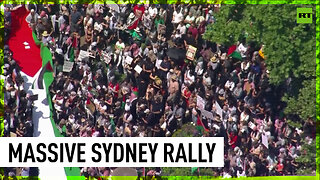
69;47;75;62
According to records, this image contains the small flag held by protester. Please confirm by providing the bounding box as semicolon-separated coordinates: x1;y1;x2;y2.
196;115;209;134
86;97;96;116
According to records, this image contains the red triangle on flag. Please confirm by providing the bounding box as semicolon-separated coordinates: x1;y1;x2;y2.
46;62;54;72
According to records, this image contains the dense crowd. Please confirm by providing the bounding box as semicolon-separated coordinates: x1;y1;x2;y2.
2;45;34;176
4;3;316;178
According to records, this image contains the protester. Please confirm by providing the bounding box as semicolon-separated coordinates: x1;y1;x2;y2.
4;4;316;178
2;44;35;176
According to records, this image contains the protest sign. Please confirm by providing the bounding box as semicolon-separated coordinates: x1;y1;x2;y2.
134;65;143;74
215;101;223;118
262;133;269;149
197;95;205;110
186;46;197;61
78;50;90;61
63;61;74;72
125;56;133;65
248;121;256;130
102;51;111;64
200;109;214;120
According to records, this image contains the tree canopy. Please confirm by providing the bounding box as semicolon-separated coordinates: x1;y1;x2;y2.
204;4;316;85
204;4;317;175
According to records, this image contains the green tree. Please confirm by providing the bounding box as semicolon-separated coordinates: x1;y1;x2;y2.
295;139;317;175
204;4;316;84
171;123;200;137
283;79;316;121
203;4;317;175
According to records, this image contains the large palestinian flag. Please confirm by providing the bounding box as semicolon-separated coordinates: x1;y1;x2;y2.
7;6;42;77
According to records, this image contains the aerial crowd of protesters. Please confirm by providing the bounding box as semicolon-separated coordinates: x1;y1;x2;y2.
3;3;316;178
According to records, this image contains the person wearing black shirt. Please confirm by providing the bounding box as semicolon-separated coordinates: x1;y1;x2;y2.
137;58;153;97
70;6;83;33
102;23;114;47
159;57;170;79
142;57;154;82
149;96;163;127
183;31;197;48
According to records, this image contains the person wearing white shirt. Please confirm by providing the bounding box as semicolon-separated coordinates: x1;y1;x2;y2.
148;5;158;19
172;8;183;26
184;11;195;28
241;60;251;73
177;21;186;34
237;43;248;58
123;111;133;125
83;13;93;31
237;168;246;177
184;69;195;86
223;170;232;178
115;38;125;54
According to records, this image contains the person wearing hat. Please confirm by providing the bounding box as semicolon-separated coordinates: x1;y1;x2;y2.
41;30;53;48
127;4;145;30
130;27;142;41
208;56;219;71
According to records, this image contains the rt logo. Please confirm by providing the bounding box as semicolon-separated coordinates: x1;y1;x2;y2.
297;8;312;24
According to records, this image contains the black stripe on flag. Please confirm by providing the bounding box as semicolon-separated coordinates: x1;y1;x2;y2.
33;62;50;89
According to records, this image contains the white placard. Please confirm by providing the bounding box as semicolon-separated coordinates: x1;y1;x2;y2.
63;61;74;72
125;56;133;65
196;95;205;110
248;121;256;130
134;65;143;74
102;52;111;64
262;133;269;149
156;59;162;69
78;50;90;61
0;137;224;167
201;109;214;120
215;101;223;118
